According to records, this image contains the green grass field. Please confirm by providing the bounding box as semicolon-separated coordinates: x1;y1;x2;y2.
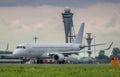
0;64;120;77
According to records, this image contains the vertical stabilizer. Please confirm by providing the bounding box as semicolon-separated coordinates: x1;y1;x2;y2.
74;22;85;44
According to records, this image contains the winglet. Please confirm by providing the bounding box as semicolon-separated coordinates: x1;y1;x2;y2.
104;42;113;50
74;22;85;44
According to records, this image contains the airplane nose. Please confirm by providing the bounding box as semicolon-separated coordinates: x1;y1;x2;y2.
13;50;20;56
13;50;17;56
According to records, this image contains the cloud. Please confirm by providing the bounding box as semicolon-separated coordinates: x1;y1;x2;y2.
106;14;120;28
0;0;120;7
72;3;120;35
0;6;64;44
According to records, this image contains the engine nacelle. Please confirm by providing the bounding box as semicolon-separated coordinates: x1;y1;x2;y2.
53;54;65;61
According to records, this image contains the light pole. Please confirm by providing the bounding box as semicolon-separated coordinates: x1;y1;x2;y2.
93;35;96;58
83;37;86;57
33;36;38;43
86;33;93;58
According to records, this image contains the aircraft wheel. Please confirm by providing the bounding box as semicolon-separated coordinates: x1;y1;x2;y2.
37;59;43;64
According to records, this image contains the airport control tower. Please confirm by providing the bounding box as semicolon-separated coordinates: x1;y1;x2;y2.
86;33;93;58
62;7;75;43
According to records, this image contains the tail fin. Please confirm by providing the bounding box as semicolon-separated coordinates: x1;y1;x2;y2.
74;22;85;44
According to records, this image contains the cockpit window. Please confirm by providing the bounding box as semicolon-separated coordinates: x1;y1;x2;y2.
16;46;26;49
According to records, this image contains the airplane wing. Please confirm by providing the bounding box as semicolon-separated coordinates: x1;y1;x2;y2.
88;42;113;51
58;51;84;55
84;43;105;48
49;51;85;56
103;42;113;50
49;42;113;56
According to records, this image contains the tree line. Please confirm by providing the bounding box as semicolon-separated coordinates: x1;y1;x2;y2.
96;47;120;63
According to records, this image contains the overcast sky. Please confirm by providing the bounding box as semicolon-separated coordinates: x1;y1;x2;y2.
0;0;120;56
0;0;120;7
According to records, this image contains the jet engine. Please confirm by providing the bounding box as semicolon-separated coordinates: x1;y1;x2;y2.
53;54;65;61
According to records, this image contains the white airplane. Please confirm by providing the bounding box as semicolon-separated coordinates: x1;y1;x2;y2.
13;22;104;63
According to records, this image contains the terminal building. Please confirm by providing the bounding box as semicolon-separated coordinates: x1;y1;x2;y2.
0;51;22;63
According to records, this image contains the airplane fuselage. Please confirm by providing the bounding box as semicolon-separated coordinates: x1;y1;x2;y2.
13;43;81;58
